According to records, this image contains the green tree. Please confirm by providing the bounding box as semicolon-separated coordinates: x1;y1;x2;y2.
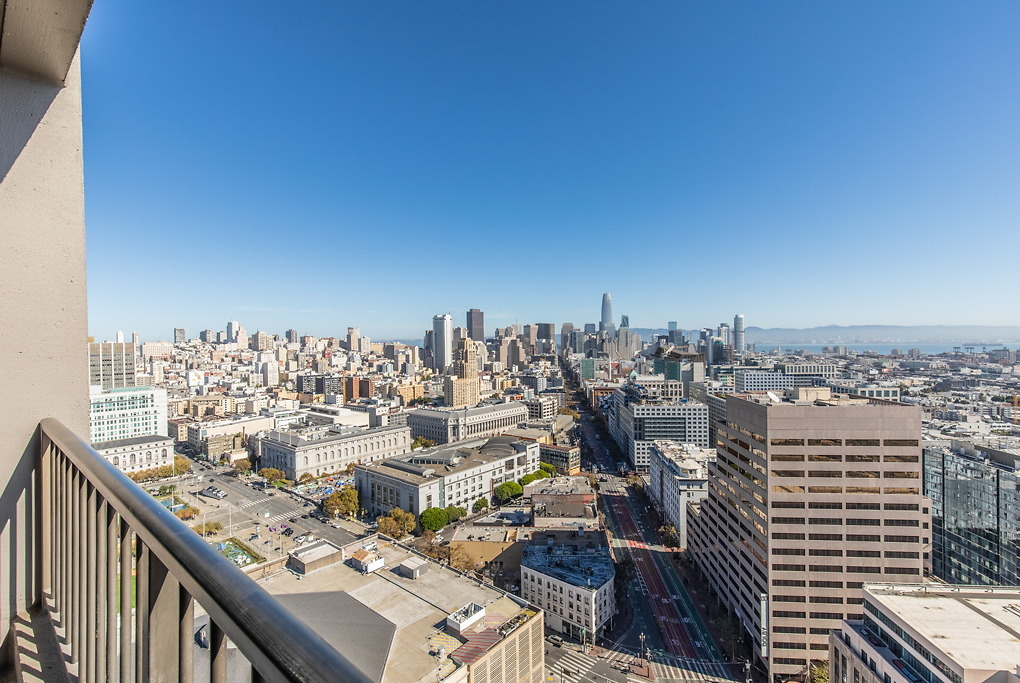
258;467;285;482
323;487;359;518
493;481;523;504
411;436;435;450
419;507;449;532
444;506;467;523
233;458;251;474
539;462;557;475
377;507;416;538
811;665;829;683
472;497;489;513
519;473;540;486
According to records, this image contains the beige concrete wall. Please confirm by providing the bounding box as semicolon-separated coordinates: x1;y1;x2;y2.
0;52;88;646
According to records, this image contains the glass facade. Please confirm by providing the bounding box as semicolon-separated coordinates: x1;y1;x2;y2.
924;445;1020;585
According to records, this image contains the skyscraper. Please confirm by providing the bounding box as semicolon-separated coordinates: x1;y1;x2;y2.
432;314;453;374
619;314;629;329
227;320;240;343
88;342;137;389
285;329;299;343
600;293;613;333
467;308;485;342
733;314;745;356
173;327;185;344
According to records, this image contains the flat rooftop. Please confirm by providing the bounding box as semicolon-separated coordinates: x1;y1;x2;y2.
92;434;174;450
865;583;1020;671
521;543;615;589
259;542;534;683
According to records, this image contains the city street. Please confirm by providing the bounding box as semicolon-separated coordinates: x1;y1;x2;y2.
165;463;366;558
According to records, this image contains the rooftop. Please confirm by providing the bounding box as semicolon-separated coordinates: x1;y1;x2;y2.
258;542;535;683
92;434;174;450
863;583;1020;672
409;402;526;419
521;542;615;589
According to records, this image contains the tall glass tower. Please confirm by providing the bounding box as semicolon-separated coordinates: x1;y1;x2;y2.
600;293;614;335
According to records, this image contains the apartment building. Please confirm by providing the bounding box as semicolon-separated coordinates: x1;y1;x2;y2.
407;402;528;445
258;424;411;480
356;437;540;517
686;388;928;679
520;533;616;641
830;584;1020;683
647;441;714;548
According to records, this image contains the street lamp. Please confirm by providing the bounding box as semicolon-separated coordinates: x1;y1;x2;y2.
638;632;646;664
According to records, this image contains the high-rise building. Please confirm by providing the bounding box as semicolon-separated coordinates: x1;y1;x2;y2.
200;329;215;343
537;322;556;341
733;314;745;356
116;330;124;343
251;330;272;352
131;331;140;348
88;342;137;389
600;293;614;334
619;314;629;329
88;385;168;443
173;327;185;344
432;314;453;374
467;308;485;342
346;327;360;352
453;338;477;380
227;320;240;343
560;323;575;351
687;388;927;679
924;442;1020;586
668;321;678;332
285;328;299;343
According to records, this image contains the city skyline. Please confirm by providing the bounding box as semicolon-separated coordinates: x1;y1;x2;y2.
80;2;1020;339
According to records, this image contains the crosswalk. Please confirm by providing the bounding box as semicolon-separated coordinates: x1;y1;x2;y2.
251;511;293;526
551;648;599;682
237;498;271;509
548;646;739;683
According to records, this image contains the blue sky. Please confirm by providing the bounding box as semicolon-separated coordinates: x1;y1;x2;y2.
81;2;1020;342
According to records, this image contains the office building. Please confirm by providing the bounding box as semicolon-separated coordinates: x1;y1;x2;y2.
686;388;927;679
258;424;411;480
407;402;528;445
93;434;175;475
600;293;614;335
444;376;479;409
607;384;710;471
88;385;168;444
88;341;137;389
356;436;540;516
537;323;556;341
467;308;485;342
227;320;240;343
924;441;1020;586
173;327;185;344
433;313;453;373
647;441;714;548
830;584;1020;683
285;328;299;343
733;314;745;356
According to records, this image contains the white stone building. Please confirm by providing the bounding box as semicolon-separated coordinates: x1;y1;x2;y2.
646;441;713;547
258;424;411;480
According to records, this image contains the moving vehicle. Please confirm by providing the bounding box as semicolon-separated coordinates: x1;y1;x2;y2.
546;635;563;647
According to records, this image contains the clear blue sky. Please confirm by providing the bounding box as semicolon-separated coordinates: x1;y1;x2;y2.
81;2;1020;342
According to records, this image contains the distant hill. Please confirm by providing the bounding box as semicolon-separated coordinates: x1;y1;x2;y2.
630;325;1020;344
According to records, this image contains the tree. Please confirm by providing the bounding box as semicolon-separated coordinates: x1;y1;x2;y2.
192;521;222;536
472;497;489;513
174;506;199;520
519;473;540;487
811;665;829;683
539;462;557;475
323;487;359;518
376;507;416;538
444;506;467;523
493;481;523;504
258;467;285;482
298;473;315;484
448;544;474;572
558;407;580;419
411;436;435;450
233;458;251;474
419;507;449;532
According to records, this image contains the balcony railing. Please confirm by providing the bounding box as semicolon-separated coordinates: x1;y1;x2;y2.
39;418;372;682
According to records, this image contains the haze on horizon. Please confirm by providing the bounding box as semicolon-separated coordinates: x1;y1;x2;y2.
80;2;1020;341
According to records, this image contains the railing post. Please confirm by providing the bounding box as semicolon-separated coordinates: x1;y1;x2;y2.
145;551;180;683
136;542;149;682
179;585;194;683
210;620;227;683
40;430;53;602
97;499;109;683
87;483;98;682
120;520;132;683
107;505;118;682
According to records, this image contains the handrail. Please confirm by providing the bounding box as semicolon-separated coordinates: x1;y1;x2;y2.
41;418;372;683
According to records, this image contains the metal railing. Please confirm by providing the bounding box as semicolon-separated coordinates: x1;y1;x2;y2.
39;418;372;683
